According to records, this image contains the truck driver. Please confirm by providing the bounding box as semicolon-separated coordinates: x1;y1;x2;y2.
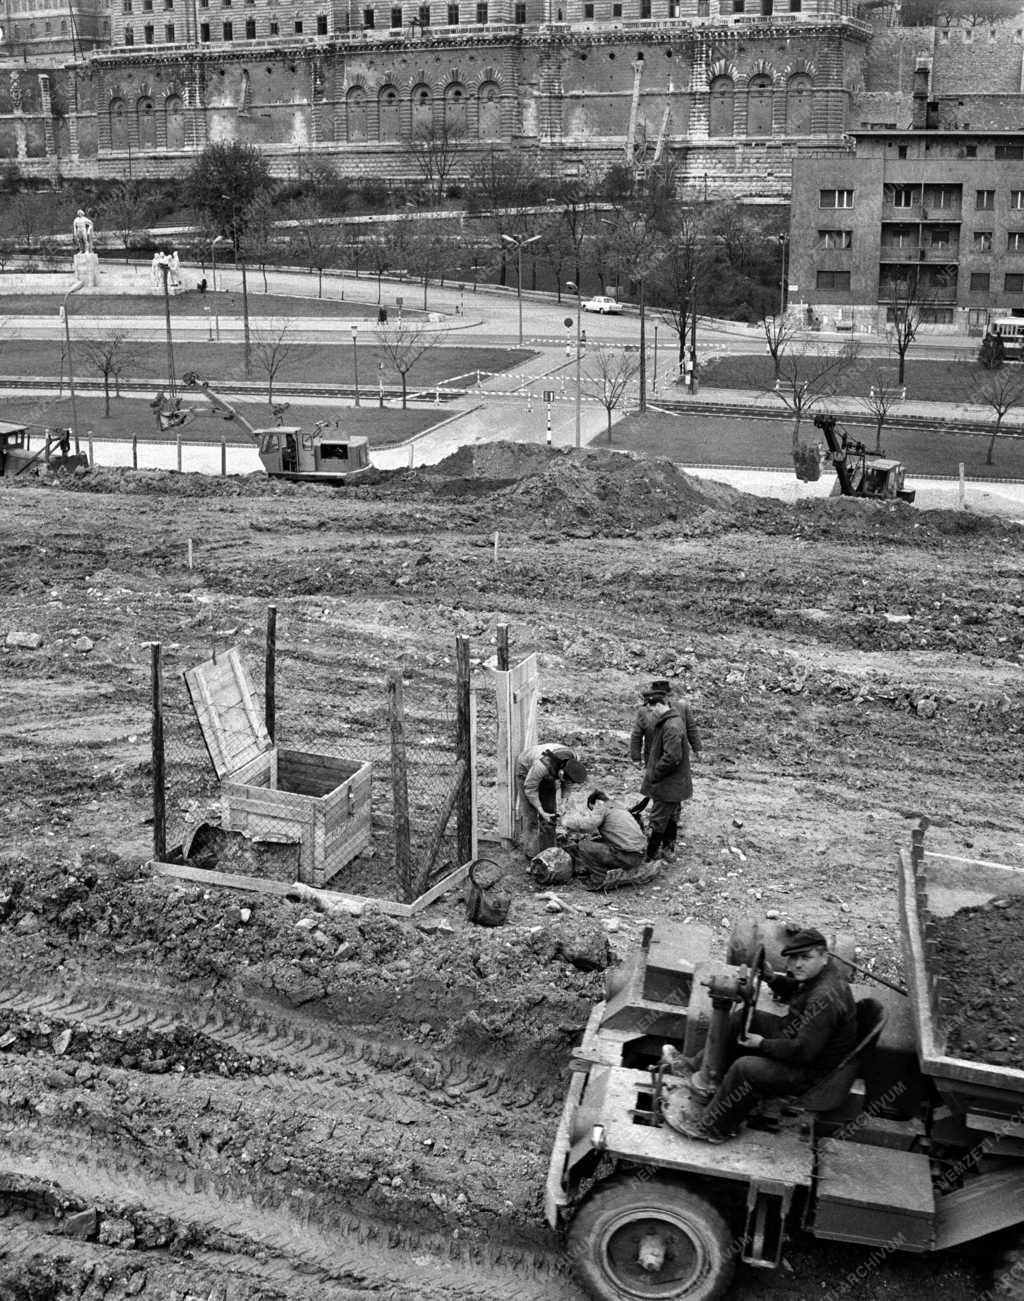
670;927;858;1144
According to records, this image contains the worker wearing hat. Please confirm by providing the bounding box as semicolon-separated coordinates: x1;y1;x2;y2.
515;743;588;858
639;680;702;864
670;927;858;1143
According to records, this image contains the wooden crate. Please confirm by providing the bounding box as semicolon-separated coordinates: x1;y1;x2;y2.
185;650;372;887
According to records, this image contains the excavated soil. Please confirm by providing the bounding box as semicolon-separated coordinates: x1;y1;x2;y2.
2;443;1022;1299
934;897;1024;1066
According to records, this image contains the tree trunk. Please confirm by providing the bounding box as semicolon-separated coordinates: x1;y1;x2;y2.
791;413;803;451
401;372;408;410
607;409;613;442
987;413;1003;465
103;374;111;418
268;376;274;407
897;351;906;384
875;415;884;455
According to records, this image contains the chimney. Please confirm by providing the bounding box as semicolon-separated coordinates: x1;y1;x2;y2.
912;57;930;130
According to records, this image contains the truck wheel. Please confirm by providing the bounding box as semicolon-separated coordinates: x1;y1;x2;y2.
992;1235;1024;1297
568;1176;735;1300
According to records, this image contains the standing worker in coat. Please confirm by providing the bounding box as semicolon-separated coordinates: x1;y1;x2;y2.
640;681;701;863
516;743;588;858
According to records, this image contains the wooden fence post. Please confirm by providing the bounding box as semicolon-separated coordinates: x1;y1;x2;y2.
496;623;509;672
455;635;473;866
131;436;138;470
221;439;227;477
389;671;412;900
265;605;277;743
151;641;166;862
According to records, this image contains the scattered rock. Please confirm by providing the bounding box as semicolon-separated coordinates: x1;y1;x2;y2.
62;1208;98;1239
73;636;95;653
5;630;43;649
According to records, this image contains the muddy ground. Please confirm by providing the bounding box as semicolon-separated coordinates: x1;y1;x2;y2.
1;444;1022;1299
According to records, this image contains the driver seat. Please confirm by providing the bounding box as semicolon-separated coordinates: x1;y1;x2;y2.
787;997;887;1120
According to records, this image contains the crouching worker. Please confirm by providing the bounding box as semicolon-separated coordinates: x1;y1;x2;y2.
515;744;587;858
671;928;857;1143
561;790;660;891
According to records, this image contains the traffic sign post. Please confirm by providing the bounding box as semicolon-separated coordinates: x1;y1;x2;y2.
543;390;554;446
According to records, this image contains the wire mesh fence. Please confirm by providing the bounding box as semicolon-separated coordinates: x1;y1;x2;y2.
154;610;487;903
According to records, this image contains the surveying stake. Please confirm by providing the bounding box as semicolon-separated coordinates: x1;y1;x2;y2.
543;390;554;446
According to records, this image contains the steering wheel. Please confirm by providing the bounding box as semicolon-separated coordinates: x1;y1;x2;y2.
738;944;766;1041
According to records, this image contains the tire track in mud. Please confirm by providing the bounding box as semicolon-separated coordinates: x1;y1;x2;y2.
1;1128;578;1301
0;981;563;1114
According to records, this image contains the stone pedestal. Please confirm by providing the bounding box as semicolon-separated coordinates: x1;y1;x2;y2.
73;251;100;288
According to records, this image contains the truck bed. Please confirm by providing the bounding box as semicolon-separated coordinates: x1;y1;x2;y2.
899;828;1024;1117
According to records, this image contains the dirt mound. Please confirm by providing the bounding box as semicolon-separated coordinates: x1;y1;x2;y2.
425;441;742;532
934;897;1024;1066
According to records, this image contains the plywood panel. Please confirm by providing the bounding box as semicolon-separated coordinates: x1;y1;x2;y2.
184;650;271;780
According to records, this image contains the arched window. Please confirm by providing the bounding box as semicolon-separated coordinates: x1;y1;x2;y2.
747;73;773;136
708;76;733;137
109;96;128;147
378;85;400;141
137;95;156;148
165;93;184;148
411;82;431;133
786;72;812;134
346;85;367;141
444;82;467;135
478;79;500;138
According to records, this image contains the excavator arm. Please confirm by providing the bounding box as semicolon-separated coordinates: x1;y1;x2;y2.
181;374;261;443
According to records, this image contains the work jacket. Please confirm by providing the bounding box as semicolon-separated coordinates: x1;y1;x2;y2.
562;802;646;855
516;744;578;815
643;705;701;803
761;961;858;1074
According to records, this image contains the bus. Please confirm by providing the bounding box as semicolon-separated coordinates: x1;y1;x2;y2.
987;318;1024;360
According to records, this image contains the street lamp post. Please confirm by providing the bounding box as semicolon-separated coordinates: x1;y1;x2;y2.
501;232;542;347
351;324;360;407
653;323;658;392
778;234;789;318
155;255;177;397
61;281;83;444
211;233;225;293
566;280;583;449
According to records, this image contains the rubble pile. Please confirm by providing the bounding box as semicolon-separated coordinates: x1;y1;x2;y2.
934;897;1024;1067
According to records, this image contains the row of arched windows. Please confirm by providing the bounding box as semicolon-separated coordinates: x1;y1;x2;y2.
709;72;812;136
109;95;185;148
345;80;502;140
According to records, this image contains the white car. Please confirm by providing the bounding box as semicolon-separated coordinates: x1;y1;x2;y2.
582;295;622;314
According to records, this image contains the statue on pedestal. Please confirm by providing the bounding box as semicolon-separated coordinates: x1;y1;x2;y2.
72;209;94;254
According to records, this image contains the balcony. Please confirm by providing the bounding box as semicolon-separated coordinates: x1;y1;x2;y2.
920;206;961;222
879;244;921;263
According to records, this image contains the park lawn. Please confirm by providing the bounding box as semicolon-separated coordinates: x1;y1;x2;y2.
0;339;530;391
699;352;994;406
0;394;450;448
614;409;1024;481
0;288;426;321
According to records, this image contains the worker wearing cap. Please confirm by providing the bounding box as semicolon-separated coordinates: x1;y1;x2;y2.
630;678;673;768
515;743;587;858
640;681;702;864
560;790;659;891
672;927;858;1143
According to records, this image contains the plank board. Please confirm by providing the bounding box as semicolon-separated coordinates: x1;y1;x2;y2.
184;650;272;780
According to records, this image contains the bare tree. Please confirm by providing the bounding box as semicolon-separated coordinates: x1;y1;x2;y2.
857;356;906;453
375;322;448;409
250;322;296;407
760;313;801;380
883;274;928;384
968;362;1024;465
79;331;141;416
585;344;642;442
288;197;343;298
770;341;860;449
364;235;395;304
410;122;465;203
99;181;152;263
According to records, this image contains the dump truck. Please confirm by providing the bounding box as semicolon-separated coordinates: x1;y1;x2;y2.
156;376;373;485
545;823;1024;1299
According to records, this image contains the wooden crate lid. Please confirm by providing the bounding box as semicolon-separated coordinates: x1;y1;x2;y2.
184;649;272;780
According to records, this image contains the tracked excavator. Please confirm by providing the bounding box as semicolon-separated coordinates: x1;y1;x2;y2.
154;375;372;485
794;413;915;502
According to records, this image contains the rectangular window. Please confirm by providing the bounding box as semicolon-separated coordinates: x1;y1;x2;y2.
144;20;153;37
816;270;851;290
391;5;402;22
697;0;709;12
316;12;327;30
245;16;255;34
930;228;951;246
640;0;651;13
820;189;854;209
964;144;977;157
514;0;526;18
293;17;302;29
164;0;173;8
122;0;131;11
124;24;134;39
818;229;852;249
976;189;995;210
447;3;459;20
612;1;622;11
222;18;231;36
897;144;907;158
165;20;174;36
1010;232;1024;251
970;272;990;290
584;1;594;14
789;0;801;10
1012;191;1024;210
199;0;208;7
476;0;487;18
418;3;429;22
199;18;209;36
974;231;993;252
268;16;278;31
732;0;744;11
1006;273;1024;292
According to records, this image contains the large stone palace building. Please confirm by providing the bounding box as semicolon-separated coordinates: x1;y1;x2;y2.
2;0;1024;205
